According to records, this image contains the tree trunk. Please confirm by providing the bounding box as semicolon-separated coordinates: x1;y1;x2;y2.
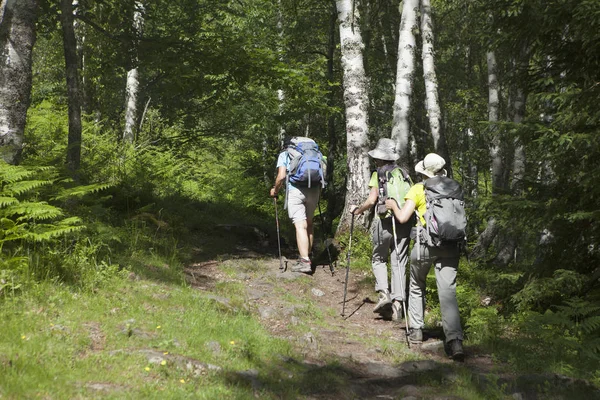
0;0;38;165
487;50;505;193
123;1;144;143
420;0;451;175
472;50;503;259
335;0;371;233
324;1;338;235
61;0;82;173
391;0;418;167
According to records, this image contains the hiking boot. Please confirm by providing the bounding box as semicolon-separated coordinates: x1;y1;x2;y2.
290;258;312;273
372;290;392;313
408;328;423;343
447;339;465;362
391;300;403;322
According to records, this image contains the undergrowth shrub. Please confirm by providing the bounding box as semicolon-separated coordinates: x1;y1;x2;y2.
336;226;372;274
0;161;114;294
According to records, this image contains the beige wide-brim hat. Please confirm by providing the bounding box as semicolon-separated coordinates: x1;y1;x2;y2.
367;138;400;161
415;153;447;178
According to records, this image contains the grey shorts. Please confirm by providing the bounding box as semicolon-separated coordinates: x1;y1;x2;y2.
287;186;320;224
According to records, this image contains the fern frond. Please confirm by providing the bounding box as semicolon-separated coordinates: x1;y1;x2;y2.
24;224;84;241
557;298;600;318
56;216;83;226
581;316;600;334
0;162;37;183
3;180;52;196
3;202;64;221
0;196;19;208
52;182;113;200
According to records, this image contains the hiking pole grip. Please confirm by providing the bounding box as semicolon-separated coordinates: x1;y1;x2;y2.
274;198;284;271
342;213;355;317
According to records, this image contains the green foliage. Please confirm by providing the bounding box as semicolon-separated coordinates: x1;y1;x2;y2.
336;226;373;275
465;307;506;348
511;270;587;312
0;162;84;245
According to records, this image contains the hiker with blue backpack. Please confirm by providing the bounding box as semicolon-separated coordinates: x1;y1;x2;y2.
350;138;413;322
270;137;326;274
385;153;466;361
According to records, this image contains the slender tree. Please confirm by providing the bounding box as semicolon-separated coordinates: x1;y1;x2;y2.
391;0;418;167
0;0;38;165
123;1;144;143
335;0;371;232
60;0;82;172
420;0;451;174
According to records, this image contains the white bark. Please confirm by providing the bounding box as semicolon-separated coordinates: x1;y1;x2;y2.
487;50;504;192
123;2;144;143
0;0;37;164
391;0;418;166
276;0;285;143
420;0;441;150
336;0;371;232
511;86;526;193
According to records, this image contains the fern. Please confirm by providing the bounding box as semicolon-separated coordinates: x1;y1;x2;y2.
2;180;52;196
4;202;64;221
0;197;19;207
52;183;113;200
24;222;84;241
580;316;600;334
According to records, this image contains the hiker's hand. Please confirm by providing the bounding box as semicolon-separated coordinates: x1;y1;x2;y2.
270;187;278;198
350;205;361;215
385;199;398;211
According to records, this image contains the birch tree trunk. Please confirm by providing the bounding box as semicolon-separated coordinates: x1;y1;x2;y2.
471;50;502;260
0;0;37;165
511;86;526;194
391;0;418;167
420;0;451;174
61;0;82;172
123;2;144;143
487;50;504;192
335;0;371;233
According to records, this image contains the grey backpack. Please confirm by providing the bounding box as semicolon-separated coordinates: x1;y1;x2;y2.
422;176;467;246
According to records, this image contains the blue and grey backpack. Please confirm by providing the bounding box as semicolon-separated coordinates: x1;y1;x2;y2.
286;137;326;189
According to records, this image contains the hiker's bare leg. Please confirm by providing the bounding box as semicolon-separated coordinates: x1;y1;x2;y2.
294;219;310;259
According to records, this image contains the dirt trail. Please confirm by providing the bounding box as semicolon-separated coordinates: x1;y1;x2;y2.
185;249;515;399
183;228;600;399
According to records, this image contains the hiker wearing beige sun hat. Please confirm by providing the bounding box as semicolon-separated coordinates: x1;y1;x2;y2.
384;152;466;361
414;153;447;178
350;138;413;322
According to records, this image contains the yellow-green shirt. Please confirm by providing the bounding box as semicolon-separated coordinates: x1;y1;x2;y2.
405;183;427;226
368;171;377;188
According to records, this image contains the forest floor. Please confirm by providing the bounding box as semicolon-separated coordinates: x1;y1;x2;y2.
184;229;600;400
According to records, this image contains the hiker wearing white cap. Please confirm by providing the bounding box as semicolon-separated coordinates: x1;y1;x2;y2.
385;153;466;361
350;138;413;322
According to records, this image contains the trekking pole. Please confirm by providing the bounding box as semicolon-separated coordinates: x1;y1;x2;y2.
273;197;284;272
341;213;355;317
318;200;334;276
391;214;411;348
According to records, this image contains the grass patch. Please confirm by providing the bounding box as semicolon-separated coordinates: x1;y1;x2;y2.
0;277;297;399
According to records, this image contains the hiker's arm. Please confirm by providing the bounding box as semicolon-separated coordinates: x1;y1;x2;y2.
351;187;378;215
385;198;416;224
270;166;287;197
